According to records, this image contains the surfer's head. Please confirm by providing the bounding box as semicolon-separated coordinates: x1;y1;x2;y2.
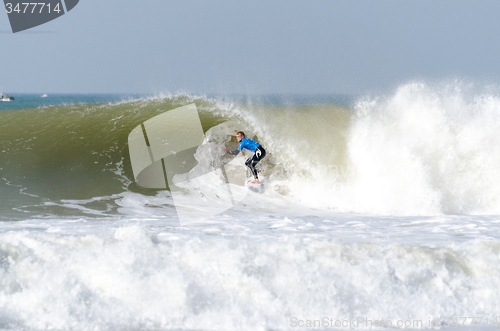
236;131;245;142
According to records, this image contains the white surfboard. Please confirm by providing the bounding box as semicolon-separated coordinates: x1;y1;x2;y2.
245;174;266;193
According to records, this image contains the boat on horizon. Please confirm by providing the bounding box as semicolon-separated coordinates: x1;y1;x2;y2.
0;94;14;101
41;94;48;98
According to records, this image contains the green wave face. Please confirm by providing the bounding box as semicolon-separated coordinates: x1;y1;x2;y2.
0;97;231;218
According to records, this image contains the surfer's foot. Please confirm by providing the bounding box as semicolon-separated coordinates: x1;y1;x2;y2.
249;179;260;184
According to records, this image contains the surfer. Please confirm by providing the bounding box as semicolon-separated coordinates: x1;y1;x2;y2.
221;131;266;184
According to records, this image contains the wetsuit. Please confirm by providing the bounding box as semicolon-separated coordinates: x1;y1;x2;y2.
226;137;266;179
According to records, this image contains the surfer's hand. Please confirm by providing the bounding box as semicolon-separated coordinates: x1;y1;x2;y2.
221;146;227;153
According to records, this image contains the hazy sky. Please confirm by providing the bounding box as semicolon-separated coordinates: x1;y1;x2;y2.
1;0;500;94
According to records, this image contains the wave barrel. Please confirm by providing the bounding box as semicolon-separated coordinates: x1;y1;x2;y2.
128;103;247;223
128;103;204;189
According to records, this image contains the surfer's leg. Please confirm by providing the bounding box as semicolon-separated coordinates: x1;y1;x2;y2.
245;157;259;179
246;147;266;183
253;147;266;179
255;147;265;172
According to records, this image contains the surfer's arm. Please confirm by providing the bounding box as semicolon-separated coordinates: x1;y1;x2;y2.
221;146;240;155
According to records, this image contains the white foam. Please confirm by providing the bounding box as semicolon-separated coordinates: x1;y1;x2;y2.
0;223;499;330
232;82;500;215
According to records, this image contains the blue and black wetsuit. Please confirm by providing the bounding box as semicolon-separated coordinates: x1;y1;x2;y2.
226;137;266;179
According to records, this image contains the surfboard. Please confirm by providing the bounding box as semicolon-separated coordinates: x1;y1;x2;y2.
245;175;266;193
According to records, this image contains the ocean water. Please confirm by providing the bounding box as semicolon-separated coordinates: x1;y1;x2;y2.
0;94;143;112
0;84;499;330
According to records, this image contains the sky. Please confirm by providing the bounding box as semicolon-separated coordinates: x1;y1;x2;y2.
1;0;500;95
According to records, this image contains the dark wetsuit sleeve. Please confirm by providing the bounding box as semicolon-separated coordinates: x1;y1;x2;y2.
226;150;240;156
